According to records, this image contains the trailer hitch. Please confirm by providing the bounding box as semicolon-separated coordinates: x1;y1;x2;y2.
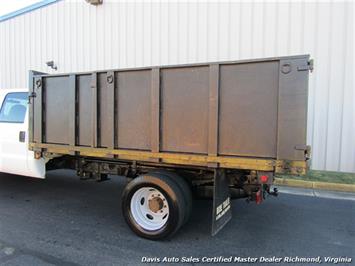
246;186;278;204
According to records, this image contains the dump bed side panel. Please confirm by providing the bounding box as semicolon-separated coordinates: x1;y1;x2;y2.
218;61;279;158
77;74;92;146
277;58;309;160
161;66;210;154
29;55;310;168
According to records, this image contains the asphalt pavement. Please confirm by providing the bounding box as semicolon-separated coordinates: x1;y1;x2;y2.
0;170;354;266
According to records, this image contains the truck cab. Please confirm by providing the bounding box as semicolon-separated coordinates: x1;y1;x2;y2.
0;89;45;178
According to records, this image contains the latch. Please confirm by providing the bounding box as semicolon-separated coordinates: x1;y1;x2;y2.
297;59;314;72
295;144;311;160
28;91;37;104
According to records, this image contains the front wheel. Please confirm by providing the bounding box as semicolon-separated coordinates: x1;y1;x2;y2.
122;173;186;240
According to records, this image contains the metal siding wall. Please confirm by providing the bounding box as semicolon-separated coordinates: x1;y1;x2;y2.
0;1;354;172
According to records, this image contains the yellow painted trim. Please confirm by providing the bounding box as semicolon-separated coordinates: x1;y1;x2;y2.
30;143;307;173
30;143;274;170
275;160;308;175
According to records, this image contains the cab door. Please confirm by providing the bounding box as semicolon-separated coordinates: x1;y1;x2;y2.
0;91;45;178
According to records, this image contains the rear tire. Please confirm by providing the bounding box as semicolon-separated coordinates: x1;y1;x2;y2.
151;170;192;225
122;172;185;240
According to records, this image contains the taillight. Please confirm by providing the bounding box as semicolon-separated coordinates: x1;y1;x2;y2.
260;175;268;183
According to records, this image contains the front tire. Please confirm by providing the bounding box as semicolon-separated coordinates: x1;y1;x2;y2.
122;172;185;240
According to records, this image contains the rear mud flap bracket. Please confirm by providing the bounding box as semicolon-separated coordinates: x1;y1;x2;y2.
211;169;232;236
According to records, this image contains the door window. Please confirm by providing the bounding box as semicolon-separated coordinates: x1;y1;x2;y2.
0;92;28;123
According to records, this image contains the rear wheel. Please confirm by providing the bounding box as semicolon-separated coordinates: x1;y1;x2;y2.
151;170;192;225
122;173;186;239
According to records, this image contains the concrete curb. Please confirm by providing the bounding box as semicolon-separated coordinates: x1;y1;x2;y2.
274;178;355;193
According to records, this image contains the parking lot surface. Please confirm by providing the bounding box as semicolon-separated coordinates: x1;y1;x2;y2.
0;170;354;265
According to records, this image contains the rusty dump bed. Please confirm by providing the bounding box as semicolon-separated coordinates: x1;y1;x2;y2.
29;55;311;175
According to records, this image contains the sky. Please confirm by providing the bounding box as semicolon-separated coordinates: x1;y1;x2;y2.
0;0;41;17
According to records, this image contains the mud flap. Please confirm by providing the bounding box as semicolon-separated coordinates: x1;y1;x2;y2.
211;169;232;236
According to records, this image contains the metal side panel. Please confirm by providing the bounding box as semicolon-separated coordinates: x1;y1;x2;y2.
161;66;209;154
33;77;43;144
77;74;93;147
218;61;279;157
99;71;115;149
277;57;310;160
28;72;35;144
150;68;160;153
68;75;76;147
44;76;71;145
116;70;151;150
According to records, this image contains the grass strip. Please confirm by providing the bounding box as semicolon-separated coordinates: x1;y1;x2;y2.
276;170;355;185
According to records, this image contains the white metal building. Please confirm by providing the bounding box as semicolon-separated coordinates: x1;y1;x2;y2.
0;0;354;172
